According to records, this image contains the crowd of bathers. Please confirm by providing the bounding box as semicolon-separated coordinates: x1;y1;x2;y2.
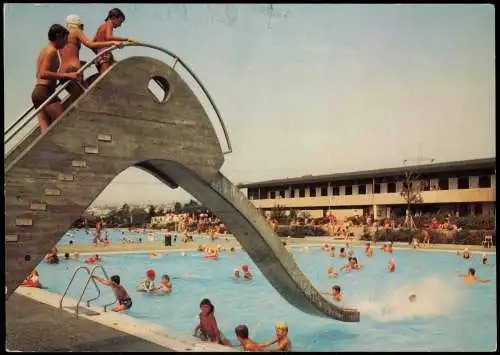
24;227;491;351
31;8;137;132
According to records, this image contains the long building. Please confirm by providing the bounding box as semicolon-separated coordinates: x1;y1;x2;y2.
239;158;496;220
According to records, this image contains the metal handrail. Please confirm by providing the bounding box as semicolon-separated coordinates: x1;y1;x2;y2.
75;265;117;319
59;265;101;311
4;42;232;154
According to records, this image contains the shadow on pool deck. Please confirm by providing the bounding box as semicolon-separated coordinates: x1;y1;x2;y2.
6;293;174;352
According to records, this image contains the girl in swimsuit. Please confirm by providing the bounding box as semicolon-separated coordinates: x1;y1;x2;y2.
193;298;231;346
59;15;124;108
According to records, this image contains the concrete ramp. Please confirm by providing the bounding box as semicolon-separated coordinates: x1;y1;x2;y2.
4;53;359;322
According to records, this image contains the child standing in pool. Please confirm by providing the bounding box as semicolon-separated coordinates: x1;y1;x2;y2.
92;275;132;311
193;298;231;346
388;258;396;272
137;269;157;293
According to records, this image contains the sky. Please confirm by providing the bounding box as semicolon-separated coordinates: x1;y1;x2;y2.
4;4;495;206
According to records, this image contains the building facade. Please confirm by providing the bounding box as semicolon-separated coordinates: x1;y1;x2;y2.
239;158;496;220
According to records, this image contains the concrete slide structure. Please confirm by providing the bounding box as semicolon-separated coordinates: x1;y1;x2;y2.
4;55;360;322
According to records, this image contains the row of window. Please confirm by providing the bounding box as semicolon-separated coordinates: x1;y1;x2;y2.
251;175;494;200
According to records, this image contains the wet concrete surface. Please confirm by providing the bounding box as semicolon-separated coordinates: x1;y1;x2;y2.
6;293;173;352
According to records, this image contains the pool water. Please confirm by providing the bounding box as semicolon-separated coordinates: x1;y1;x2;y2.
57;229;233;246
35;245;496;351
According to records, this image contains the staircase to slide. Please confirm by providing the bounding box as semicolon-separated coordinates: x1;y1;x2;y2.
4;43;360;322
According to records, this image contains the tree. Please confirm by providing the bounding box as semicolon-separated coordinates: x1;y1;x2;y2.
270;204;288;223
157;207;165;216
399;171;424;230
173;202;182;213
146;204;156;223
118;203;131;226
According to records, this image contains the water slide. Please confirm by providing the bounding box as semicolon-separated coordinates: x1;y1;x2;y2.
4;45;360;323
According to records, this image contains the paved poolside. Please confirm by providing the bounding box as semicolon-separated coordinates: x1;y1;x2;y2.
6;293;174;352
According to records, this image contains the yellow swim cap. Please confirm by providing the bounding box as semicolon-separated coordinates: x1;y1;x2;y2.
275;323;288;331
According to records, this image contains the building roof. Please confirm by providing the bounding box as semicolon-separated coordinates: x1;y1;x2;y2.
238;157;496;188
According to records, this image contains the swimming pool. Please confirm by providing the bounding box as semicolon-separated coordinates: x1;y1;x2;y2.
35;246;496;351
57;228;233;246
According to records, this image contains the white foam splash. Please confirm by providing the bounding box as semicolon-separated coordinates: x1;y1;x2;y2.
355;277;461;322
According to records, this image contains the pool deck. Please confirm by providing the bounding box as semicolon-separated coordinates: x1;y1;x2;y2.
6;287;238;352
6;293;174;352
56;236;496;255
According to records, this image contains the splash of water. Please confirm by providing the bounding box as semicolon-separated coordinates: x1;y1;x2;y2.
355;277;461;322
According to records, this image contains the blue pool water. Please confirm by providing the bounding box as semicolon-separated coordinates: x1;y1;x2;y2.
57;229;233;245
36;243;496;351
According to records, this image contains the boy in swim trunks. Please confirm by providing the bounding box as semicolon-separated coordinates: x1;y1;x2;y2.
32;24;81;131
92;275;132;311
92;8;137;74
258;323;292;352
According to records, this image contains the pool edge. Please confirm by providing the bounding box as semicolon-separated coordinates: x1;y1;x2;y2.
12;287;240;352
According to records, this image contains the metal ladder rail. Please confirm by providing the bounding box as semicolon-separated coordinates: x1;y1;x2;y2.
75;265;117;319
59;265;101;311
5;42;232;155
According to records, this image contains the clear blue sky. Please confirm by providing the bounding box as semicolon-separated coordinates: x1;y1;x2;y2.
4;4;495;206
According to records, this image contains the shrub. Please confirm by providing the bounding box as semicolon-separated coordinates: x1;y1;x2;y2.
275;225;328;238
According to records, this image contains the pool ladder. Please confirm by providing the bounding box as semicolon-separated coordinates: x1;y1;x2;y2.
59;265;117;319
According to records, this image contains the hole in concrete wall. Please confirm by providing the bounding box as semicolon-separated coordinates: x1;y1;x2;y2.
24;254;31;261
147;76;170;104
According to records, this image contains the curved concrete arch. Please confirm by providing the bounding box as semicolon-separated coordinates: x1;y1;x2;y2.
4;56;359;322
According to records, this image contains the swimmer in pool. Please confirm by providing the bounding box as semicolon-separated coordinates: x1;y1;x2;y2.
462;248;472;260
327;264;337;278
365;243;374;257
234;324;261;351
339;247;346;258
330;246;336;257
258;323;292;352
388;258;396;272
481;253;488;265
156;274;172;294
352;257;363;270
232;268;241;279
322;285;343;302
137;269;157;293
340;257;354;272
459;268;490;283
348;249;354;257
242;264;252;280
322;243;330;252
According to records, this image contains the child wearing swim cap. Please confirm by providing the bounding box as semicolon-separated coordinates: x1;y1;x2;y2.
242;264;252;280
137;269;156;292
